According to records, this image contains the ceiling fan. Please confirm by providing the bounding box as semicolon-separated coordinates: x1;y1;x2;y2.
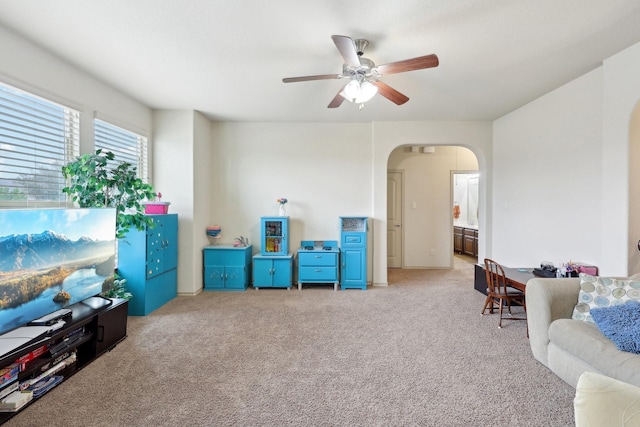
282;35;439;109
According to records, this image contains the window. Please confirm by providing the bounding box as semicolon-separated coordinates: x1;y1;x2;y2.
94;119;149;183
0;83;79;205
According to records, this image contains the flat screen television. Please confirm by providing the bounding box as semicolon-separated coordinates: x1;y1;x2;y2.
0;208;116;335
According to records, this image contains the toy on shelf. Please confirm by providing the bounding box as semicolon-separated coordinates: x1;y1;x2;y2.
233;236;249;247
206;225;222;243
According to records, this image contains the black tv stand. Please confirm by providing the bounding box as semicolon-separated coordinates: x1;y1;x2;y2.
28;308;72;326
0;298;128;424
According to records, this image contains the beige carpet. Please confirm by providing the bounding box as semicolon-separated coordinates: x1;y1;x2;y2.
6;255;575;426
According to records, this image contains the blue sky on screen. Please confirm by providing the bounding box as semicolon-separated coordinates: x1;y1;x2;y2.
0;208;116;242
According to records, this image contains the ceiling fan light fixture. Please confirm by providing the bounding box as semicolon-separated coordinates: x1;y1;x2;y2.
342;79;378;104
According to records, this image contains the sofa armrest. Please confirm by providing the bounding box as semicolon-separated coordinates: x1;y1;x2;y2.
574;372;640;426
525;277;581;366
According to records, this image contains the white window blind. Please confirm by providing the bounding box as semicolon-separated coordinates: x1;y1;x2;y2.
0;83;80;206
94;119;149;183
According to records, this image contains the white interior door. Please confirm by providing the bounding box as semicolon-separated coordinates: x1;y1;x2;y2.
387;171;403;268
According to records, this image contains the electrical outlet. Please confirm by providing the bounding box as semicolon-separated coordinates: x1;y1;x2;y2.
430;249;435;256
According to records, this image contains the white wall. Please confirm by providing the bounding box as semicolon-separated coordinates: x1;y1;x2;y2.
492;40;640;275
388;146;478;268
210;122;373;262
602;41;640;275
153;110;212;295
493;70;603;270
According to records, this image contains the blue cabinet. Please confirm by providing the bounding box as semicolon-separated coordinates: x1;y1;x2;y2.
253;254;293;289
340;217;368;290
203;245;252;291
260;217;289;256
297;240;339;291
118;214;178;315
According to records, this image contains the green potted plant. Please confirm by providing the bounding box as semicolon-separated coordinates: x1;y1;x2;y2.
62;149;157;301
61;149;157;239
100;274;133;300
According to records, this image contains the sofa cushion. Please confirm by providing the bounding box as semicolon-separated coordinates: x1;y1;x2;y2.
591;302;640;354
549;318;640;387
572;274;640;322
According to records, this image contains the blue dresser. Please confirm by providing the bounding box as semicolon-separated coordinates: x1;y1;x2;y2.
118;214;178;315
340;217;368;290
203;245;252;291
297;240;339;291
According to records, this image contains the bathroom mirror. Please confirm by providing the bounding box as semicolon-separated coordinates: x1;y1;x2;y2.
453;172;479;227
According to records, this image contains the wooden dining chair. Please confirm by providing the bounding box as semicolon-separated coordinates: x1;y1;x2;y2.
481;258;527;328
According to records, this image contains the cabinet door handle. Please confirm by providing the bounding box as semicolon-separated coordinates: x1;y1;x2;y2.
315;269;322;272
314;256;322;258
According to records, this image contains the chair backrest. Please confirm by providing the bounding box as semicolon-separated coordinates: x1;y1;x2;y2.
484;258;509;295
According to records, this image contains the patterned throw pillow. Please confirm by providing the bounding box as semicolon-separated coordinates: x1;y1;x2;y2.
572;274;640;322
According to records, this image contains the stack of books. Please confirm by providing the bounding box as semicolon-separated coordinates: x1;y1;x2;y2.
25;375;63;398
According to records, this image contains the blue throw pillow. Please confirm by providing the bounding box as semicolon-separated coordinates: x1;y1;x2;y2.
591;302;640;354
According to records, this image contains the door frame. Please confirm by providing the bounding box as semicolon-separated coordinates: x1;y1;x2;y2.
387;169;404;268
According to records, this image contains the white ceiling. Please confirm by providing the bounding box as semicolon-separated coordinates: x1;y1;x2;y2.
1;0;640;123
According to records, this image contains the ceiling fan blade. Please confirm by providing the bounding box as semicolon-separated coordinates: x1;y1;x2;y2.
376;54;439;75
283;74;342;83
331;35;361;68
370;80;409;105
328;87;346;108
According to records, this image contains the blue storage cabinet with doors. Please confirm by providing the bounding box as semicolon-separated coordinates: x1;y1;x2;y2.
203;245;252;291
297;240;340;291
118;214;178;315
252;254;294;289
340;217;368;290
260;216;289;256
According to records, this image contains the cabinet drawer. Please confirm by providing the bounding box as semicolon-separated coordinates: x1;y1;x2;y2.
298;252;338;266
299;266;338;281
204;250;245;266
342;233;365;246
463;228;477;237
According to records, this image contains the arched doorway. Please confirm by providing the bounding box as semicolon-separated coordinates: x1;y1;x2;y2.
386;145;479;269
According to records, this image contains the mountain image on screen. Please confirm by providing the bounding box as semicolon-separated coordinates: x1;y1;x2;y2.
0;208;116;335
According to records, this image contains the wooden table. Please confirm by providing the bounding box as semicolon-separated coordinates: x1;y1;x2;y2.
501;267;537;292
474;264;537;294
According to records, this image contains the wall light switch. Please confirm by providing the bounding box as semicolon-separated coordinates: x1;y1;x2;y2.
411;202;417;209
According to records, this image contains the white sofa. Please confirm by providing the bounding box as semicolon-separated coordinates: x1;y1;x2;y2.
574;371;640;426
526;277;640;388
